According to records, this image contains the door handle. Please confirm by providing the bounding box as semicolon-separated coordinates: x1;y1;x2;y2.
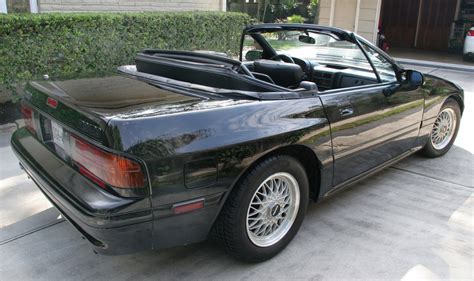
339;107;353;116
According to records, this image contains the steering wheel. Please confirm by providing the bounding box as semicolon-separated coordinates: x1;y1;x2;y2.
270;54;295;64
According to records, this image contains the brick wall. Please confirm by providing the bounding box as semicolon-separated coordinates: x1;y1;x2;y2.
7;0;31;13
38;0;223;12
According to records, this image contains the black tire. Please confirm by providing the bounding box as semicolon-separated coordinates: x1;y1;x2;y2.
420;98;461;158
213;155;309;262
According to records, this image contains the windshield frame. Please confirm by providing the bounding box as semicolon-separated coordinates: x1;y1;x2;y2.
240;24;402;84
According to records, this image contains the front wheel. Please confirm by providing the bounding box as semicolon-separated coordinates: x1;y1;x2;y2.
420;98;461;158
213;155;309;262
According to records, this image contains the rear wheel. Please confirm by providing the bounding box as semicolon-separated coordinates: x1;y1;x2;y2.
420;99;461;158
213;155;309;262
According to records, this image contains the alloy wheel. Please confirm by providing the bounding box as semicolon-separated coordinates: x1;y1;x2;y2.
246;172;300;247
430;108;457;150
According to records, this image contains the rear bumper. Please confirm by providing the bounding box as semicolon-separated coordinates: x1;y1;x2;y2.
11;128;153;255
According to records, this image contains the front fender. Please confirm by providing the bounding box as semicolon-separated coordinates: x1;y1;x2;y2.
422;74;464;122
416;74;464;147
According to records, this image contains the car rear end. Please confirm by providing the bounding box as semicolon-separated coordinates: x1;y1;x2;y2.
463;27;474;61
11;82;154;255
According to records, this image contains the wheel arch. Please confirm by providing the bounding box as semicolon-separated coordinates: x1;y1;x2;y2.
230;144;322;202
447;94;464;115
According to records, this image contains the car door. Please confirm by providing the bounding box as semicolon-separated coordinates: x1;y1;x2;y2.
319;40;424;186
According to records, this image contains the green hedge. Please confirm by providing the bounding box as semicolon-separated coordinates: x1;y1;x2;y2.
0;12;251;98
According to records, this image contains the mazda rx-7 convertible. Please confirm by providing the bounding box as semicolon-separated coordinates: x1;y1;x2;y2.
12;24;464;262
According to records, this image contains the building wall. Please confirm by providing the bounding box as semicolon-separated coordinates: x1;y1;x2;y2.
38;0;223;12
356;0;380;42
318;0;332;25
335;0;357;30
6;0;31;13
318;0;380;43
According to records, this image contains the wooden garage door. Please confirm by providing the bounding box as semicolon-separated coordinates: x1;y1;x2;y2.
416;0;458;51
381;0;421;48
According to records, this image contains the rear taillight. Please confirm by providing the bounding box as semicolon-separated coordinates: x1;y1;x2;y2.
21;104;36;135
468;30;474;37
69;135;145;189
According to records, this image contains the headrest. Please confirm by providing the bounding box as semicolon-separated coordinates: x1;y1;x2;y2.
253;60;304;88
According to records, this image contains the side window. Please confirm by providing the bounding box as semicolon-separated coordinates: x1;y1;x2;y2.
242;35;263;62
361;43;397;82
301;35;379;81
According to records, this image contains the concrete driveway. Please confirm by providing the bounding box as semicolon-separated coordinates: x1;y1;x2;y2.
0;66;472;280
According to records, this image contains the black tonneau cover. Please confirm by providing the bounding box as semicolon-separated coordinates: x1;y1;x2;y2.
118;65;309;101
135;50;285;92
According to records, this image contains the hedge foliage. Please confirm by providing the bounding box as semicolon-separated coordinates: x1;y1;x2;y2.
0;12;251;98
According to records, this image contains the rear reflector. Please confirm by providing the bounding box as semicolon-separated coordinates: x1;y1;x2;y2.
172;200;204;214
46;97;58;108
70;135;145;189
468;30;474;37
21;104;36;135
78;165;106;189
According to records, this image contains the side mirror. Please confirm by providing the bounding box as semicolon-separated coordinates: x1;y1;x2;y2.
298;35;315;44
245;49;263;61
402;70;424;91
384;70;424;97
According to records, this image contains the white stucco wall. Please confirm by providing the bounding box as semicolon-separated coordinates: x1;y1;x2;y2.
37;0;223;12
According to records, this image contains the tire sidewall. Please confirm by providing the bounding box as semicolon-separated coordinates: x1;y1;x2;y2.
233;156;309;261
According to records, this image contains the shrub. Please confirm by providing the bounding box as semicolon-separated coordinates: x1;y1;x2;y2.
0;12;251;99
286;14;306;23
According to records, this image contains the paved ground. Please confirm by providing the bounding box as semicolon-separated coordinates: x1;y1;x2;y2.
388;47;474;66
0;65;472;281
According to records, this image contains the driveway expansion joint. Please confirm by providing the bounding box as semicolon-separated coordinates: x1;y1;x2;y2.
390;166;473;189
0;219;65;246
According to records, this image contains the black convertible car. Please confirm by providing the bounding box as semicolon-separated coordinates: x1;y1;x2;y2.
12;24;464;262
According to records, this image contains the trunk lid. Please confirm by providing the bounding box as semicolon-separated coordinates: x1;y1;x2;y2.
24;74;202;145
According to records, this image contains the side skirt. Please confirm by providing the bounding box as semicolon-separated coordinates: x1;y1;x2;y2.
320;147;422;200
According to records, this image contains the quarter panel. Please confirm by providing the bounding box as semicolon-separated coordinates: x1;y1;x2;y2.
106;97;332;247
